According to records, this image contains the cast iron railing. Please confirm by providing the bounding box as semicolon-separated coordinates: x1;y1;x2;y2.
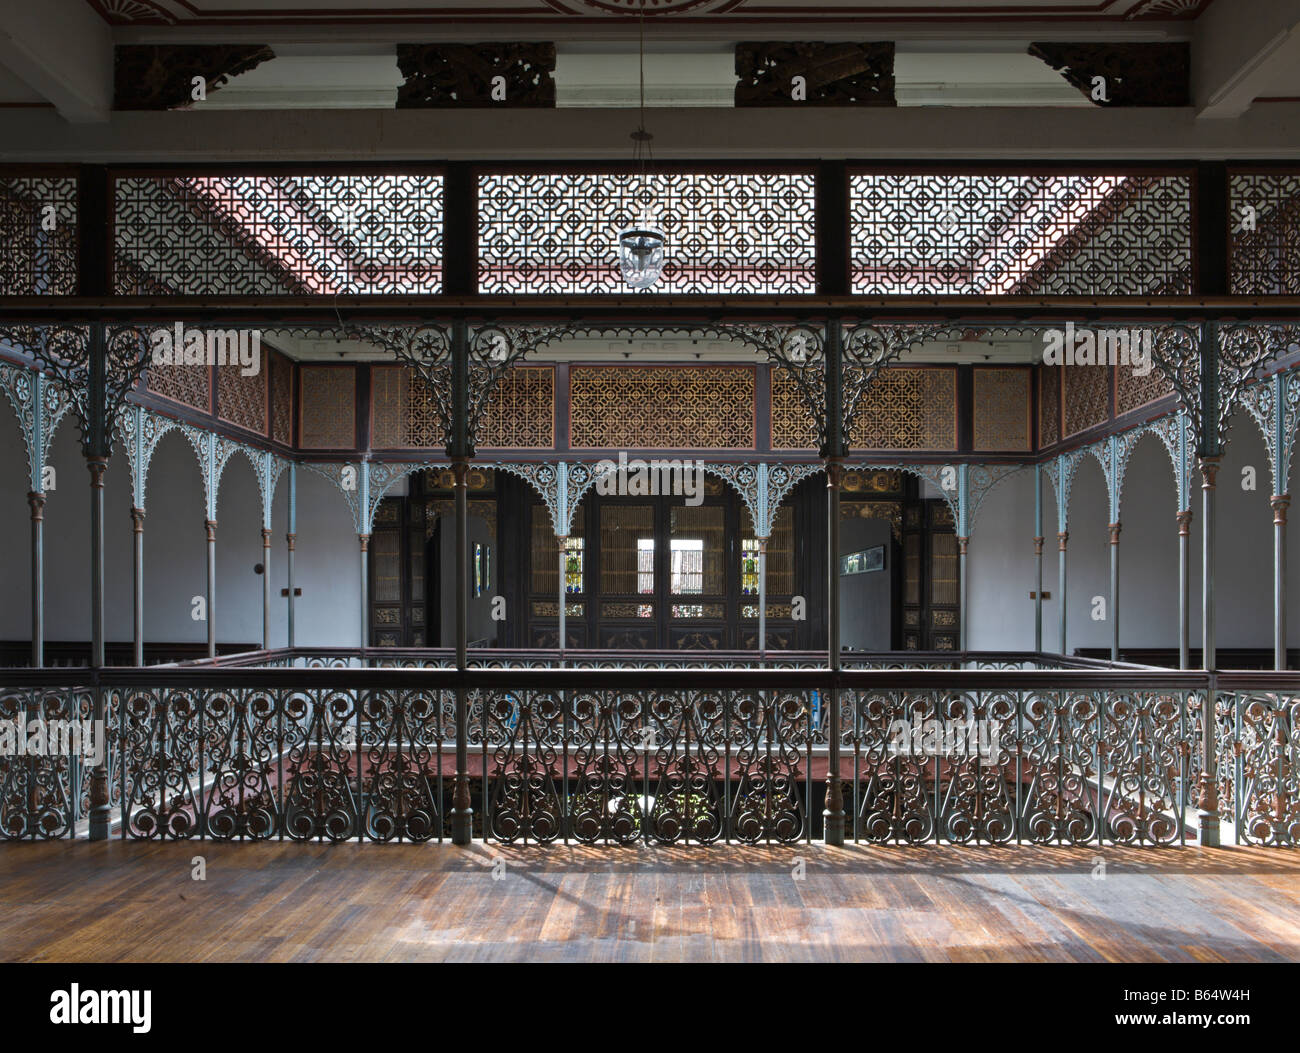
0;661;1294;847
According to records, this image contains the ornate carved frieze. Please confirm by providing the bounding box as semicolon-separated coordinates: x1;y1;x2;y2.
734;42;895;107
114;45;275;110
1028;43;1189;107
396;44;556;108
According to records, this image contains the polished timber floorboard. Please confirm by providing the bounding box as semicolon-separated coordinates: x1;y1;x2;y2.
2;841;1299;963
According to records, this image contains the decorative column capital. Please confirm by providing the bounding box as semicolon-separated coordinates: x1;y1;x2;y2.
285;532;297;552
1057;531;1069;552
1176;509;1193;535
359;534;370;553
957;536;969;556
1033;535;1044;556
86;457;108;488
1271;495;1291;526
261;527;272;546
1198;455;1222;490
130;507;146;533
1108;522;1122;546
204;519;218;542
26;492;45;522
825;456;845;489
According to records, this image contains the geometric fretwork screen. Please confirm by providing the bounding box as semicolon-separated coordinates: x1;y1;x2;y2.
113;174;444;295
0;175;78;295
850;171;1192;295
1230;170;1300;294
478;171;816;294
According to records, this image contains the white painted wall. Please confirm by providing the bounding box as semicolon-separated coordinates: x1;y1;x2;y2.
968;408;1300;654
0;405;360;649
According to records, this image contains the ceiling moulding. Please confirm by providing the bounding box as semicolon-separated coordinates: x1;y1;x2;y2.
1028;42;1190;107
735;42;894;107
113;44;275;110
396;44;556;108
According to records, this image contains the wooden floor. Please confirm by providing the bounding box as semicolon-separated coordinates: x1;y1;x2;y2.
2;840;1299;962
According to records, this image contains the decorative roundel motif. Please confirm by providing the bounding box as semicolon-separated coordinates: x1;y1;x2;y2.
546;0;747;15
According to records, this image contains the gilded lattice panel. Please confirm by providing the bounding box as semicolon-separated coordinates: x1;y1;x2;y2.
1116;362;1173;416
770;367;817;450
1063;365;1111;437
1039;365;1061;448
1230;171;1300;294
480;366;554;449
146;362;210;412
972;367;1031;452
569;366;755;450
841;500;903;541
299;366;355;449
217;365;267;434
270;353;292;444
851;368;957;451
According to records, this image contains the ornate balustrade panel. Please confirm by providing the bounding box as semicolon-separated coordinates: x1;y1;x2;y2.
842;684;1196;846
0;685;93;840
1224;689;1300;846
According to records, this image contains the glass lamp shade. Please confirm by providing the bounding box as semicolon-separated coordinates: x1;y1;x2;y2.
617;224;666;290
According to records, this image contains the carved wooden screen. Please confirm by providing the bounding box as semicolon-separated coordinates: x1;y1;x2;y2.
477;170;816;294
113;172;444;295
0;174;77;295
849;171;1192;295
1230;169;1300;294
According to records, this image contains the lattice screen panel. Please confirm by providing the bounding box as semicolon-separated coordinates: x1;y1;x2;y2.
373;364;554;449
850;172;1191;295
0;175;77;295
1116;360;1174;416
569;365;755;449
114;174;444;295
1039;365;1061;448
1063;364;1111;437
299;366;356;449
972;367;1032;452
478;171;816;294
146;362;210;412
217;366;267;434
269;353;293;445
1230;170;1300;295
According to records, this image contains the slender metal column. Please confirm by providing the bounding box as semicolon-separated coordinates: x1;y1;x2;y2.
757;536;768;656
1198;455;1221;847
1272;496;1289;670
449;319;473;846
28;492;44;668
957;537;970;653
1108;522;1121;662
87;455;110;840
131;508;145;666
204;519;217;659
450;455;472;844
1057;531;1069;656
823;319;845;847
358;534;370;649
557;535;567;664
286;463;297;648
261;527;272;650
1177;509;1192;669
1033;468;1043;653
